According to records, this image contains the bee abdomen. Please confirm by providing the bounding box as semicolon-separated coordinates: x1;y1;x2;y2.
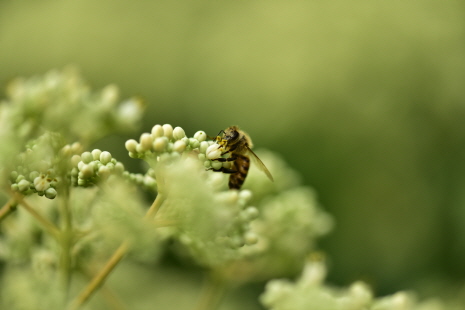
229;154;250;189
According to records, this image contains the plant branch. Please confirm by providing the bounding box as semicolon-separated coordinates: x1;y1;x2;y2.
194;271;228;310
67;241;130;310
0;198;17;222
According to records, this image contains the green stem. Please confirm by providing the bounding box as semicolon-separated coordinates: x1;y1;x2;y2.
0;198;17;222
67;241;130;310
59;186;73;299
194;271;228;310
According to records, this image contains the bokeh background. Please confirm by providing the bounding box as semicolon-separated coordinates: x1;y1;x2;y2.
2;0;465;304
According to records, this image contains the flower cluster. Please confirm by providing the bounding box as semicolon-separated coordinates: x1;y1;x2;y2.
1;67;144;145
125;124;231;173
261;258;450;310
153;156;258;266
69;149;125;187
7;133;66;199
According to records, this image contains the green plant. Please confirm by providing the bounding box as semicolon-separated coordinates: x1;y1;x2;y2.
0;69;458;310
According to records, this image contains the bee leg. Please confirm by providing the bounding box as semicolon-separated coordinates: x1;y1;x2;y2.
207;167;237;174
212;156;236;162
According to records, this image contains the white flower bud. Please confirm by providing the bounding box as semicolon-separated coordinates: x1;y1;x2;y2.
34;175;51;191
206;144;222;159
81;152;93;164
153;137;167;152
151;124;164;138
173;127;186;140
194;131;207;142
162;124;173;140
91;149;102;161
173;140;187;153
100;151;112;165
139;133;153;152
125;139;138;153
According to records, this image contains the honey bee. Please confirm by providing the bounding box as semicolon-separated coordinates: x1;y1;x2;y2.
210;126;273;189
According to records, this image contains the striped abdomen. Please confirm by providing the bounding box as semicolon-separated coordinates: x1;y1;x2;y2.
229;154;250;189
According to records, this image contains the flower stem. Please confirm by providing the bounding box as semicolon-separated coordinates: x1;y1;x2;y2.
67;241;130;310
58;187;73;299
194;271;228;310
0;198;17;222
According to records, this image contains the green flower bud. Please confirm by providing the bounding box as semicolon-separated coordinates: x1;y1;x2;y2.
189;138;200;149
17;179;30;192
10;171;18;183
29;171;40;181
244;206;259;220
81;152;93;164
45;187;57;199
16;175;25;183
98;165;111;178
91;149;102;160
100;151;112;165
11;183;19;192
80;164;94;179
114;162;125;174
199;141;209;154
244;232;258;245
211;161;222;170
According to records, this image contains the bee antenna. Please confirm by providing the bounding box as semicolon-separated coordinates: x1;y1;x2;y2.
217;130;225;136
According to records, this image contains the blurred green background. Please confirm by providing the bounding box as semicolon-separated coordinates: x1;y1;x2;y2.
2;0;465;301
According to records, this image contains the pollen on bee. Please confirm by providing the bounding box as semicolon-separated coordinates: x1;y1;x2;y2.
222;161;232;169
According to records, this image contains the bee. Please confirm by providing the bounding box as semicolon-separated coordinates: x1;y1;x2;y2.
210;126;273;189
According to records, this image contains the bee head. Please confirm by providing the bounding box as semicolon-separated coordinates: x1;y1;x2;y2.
223;126;240;142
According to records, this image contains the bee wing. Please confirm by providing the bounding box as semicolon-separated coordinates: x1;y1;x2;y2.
246;147;274;182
